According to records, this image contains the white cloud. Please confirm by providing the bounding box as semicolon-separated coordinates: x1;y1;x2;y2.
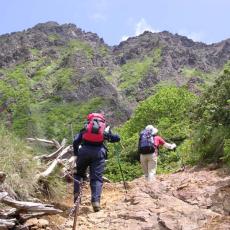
120;18;158;42
135;18;158;36
121;35;129;42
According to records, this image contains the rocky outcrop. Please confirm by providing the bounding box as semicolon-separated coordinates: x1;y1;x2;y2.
0;22;107;68
53;167;230;230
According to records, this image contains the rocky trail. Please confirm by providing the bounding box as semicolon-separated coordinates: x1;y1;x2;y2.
29;166;230;230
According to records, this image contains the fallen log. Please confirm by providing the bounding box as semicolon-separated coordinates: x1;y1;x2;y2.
38;159;62;179
36;139;69;162
54;145;72;160
0;192;62;215
52;139;61;149
35;145;65;161
0;192;8;200
26;138;59;148
60;138;67;147
0;218;16;229
0;208;17;219
37;146;72;179
19;212;46;221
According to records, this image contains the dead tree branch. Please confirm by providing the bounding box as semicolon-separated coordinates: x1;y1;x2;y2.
0;192;62;215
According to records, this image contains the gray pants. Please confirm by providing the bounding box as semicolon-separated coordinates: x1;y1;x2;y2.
140;153;157;181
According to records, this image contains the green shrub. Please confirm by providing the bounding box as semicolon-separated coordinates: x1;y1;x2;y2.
105;86;196;179
190;63;230;164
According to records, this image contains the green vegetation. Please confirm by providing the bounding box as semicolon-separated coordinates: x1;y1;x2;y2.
0;66;33;136
152;47;162;66
29;48;40;56
106;64;229;180
48;34;60;42
0;33;229;187
117;57;152;97
51;67;74;90
114;47;162;99
32;62;57;81
189;63;230;164
0;126;37;199
99;45;109;56
0;45;79;137
30;97;105;141
181;67;218;87
67;39;94;59
0;125;65;200
105;86;196;180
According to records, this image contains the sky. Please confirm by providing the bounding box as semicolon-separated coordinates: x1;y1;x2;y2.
1;0;230;46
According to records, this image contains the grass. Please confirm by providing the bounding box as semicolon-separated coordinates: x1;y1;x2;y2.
0;125;67;200
0;126;38;199
181;67;218;84
29;48;40;56
67;39;94;59
118;57;152;90
48;34;61;42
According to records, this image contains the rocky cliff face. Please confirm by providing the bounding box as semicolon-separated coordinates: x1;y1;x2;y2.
113;31;230;100
0;22;230;130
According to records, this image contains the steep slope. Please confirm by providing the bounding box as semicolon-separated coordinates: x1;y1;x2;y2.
112;31;230;101
0;22;130;138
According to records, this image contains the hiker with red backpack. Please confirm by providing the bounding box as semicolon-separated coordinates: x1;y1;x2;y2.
138;125;176;181
73;112;120;212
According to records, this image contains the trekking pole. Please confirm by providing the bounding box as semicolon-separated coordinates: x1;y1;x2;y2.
71;179;84;230
114;143;128;194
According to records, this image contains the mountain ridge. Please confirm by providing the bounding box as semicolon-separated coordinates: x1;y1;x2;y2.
0;21;229;137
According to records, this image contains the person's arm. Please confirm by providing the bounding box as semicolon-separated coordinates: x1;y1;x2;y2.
104;126;120;143
163;142;176;150
156;136;176;150
73;132;83;156
108;133;120;143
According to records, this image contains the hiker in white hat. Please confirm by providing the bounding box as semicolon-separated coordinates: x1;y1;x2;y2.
138;125;176;181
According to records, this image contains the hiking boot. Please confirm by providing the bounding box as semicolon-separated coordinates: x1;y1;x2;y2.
92;201;100;212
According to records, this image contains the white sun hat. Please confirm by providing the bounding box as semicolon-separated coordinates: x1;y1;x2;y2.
145;125;158;135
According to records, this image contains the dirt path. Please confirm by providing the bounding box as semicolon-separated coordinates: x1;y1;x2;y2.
41;167;230;230
46;182;125;229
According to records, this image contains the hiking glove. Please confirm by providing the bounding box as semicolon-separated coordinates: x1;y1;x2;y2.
104;126;111;134
170;143;177;150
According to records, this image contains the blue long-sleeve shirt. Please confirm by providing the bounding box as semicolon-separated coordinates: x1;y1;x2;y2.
73;131;120;156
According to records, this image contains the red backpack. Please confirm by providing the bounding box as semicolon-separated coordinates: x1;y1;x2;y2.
82;113;106;144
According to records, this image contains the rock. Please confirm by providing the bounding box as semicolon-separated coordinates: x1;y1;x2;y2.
37;219;49;227
66;168;230;229
24;218;39;227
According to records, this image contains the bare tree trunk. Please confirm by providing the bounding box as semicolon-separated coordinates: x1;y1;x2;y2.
26;138;60;148
0;218;16;229
36;146;72;180
0;192;62;214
